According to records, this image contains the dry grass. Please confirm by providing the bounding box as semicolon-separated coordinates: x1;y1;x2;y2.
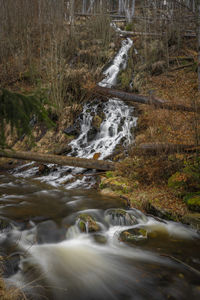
0;273;25;300
135;69;199;146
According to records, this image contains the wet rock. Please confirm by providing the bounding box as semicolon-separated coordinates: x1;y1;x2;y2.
146;203;176;221
36;220;66;244
36;164;50;176
0;217;12;230
109;126;115;137
63;124;80;137
104;209;138;226
76;214;100;233
120;228;148;244
87;127;98;142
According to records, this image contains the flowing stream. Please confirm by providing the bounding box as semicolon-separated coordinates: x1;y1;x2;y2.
0;38;200;299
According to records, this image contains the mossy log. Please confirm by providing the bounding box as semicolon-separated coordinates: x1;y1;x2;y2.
0;149;116;171
95;86;200;114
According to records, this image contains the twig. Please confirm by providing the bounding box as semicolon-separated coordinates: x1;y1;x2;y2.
161;254;200;276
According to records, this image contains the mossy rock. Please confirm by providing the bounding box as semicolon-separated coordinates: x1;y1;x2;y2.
120;228;148;244
92;115;102;130
105;209;138;226
184;193;200;212
76;214;100;233
101;177;132;194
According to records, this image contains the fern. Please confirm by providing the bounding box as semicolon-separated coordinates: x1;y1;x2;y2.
0;88;54;147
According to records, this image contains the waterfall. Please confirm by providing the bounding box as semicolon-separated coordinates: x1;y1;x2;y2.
12;37;136;188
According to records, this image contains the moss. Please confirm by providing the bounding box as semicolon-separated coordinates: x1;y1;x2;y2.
184;193;200;212
76;214;100;233
99;183;105;189
120;228;148;244
168;159;200;198
105;171;114;178
168;172;187;191
125;23;133;31
188;196;200;206
92;115;102;130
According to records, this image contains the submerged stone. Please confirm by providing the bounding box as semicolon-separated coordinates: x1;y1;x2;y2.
93;233;107;244
120;228;148;243
36;220;66;244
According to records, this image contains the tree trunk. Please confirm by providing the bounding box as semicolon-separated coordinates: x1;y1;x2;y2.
95;86;200;113
198;0;200;91
0;150;116;171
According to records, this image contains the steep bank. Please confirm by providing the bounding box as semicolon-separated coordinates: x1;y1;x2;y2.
99;34;200;229
100;65;200;229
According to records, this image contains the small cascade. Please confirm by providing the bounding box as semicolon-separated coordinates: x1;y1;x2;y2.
2;202;199;300
12;37;136;188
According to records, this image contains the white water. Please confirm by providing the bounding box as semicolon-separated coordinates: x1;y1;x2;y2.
12;38;136;188
4;205;199;300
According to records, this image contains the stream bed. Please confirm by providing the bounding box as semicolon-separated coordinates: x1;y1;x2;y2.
0;174;200;300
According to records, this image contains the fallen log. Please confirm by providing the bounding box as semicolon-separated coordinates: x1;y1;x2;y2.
95;86;200;114
0;149;116;171
135;143;200;155
169;63;195;71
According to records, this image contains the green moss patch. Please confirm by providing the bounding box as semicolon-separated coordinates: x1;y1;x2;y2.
184;193;200;212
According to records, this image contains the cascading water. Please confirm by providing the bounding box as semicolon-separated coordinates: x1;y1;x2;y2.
1;189;199;300
0;34;200;300
12;37;136;188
